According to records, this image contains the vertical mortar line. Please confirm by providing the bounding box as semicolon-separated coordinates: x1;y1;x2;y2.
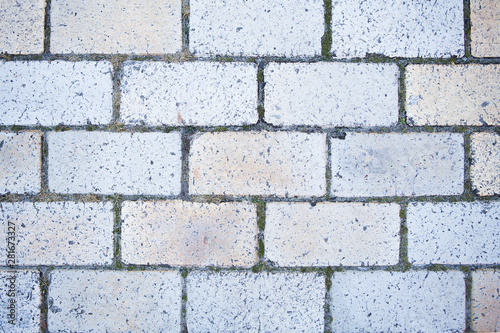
113;196;123;269
325;133;332;200
324;267;333;333
43;0;52;55
180;268;188;333
111;58;125;125
322;0;333;58
39;268;50;333
463;0;472;58
182;0;190;53
398;201;409;269
257;62;265;123
463;132;473;197
180;129;192;199
40;131;50;193
397;62;407;126
256;200;266;263
464;268;473;332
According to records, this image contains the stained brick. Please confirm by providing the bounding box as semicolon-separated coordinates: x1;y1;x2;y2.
406;65;500;126
121;201;257;267
330;133;464;197
48;131;182;195
0;131;41;194
265;202;400;266
190;131;326;196
264;62;399;127
472;270;500;332
471;0;500;57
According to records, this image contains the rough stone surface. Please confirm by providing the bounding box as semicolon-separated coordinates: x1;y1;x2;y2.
406;65;500;126
0;270;40;333
0;0;46;54
472;270;500;332
330;271;466;332
48;131;182;195
265;202;400;266
51;0;182;54
121;62;258;126
48;270;182;332
190;0;323;57
187;272;325;332
0;202;114;266
330;133;464;197
0;131;41;194
471;0;500;57
407;202;500;265
471;132;500;196
190;131;326;196
264;62;399;127
331;0;464;58
0;61;113;126
121;201;257;267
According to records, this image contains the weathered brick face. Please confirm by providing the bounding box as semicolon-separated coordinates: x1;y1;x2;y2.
0;0;499;331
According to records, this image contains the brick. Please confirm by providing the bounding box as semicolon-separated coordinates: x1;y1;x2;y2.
121;201;257;267
472;270;500;332
407;202;500;265
331;0;464;58
265;202;400;266
330;271;465;332
471;0;500;57
190;0;323;57
121;62;258;126
0;270;40;332
0;0;45;54
264;63;399;127
406;65;500;126
48;131;182;195
190;131;326;196
51;0;181;54
0;61;113;126
0;131;41;194
471;132;500;196
331;133;464;197
0;202;113;266
187;271;324;332
48;270;182;332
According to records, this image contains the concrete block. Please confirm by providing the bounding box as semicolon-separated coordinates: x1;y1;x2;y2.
472;270;500;332
471;0;500;57
471;132;500;196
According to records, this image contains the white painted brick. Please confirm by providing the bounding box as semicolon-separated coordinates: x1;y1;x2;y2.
121;62;258;126
0;202;114;266
471;0;500;57
331;133;464;197
0;0;46;54
0;270;40;333
48;131;182;195
264;62;399;127
0;61;113;126
187;272;325;332
406;65;500;126
51;0;182;54
330;271;465;332
190;0;323;57
190;131;326;196
265;202;400;266
471;132;500;196
331;0;464;58
121;201;257;267
472;270;500;332
48;270;182;332
408;202;500;265
0;131;41;194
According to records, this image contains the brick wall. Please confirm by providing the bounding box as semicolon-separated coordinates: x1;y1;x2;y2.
0;0;499;332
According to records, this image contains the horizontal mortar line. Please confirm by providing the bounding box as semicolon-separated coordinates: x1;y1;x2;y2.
1;194;499;204
1;265;498;272
0;125;498;134
3;54;500;64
